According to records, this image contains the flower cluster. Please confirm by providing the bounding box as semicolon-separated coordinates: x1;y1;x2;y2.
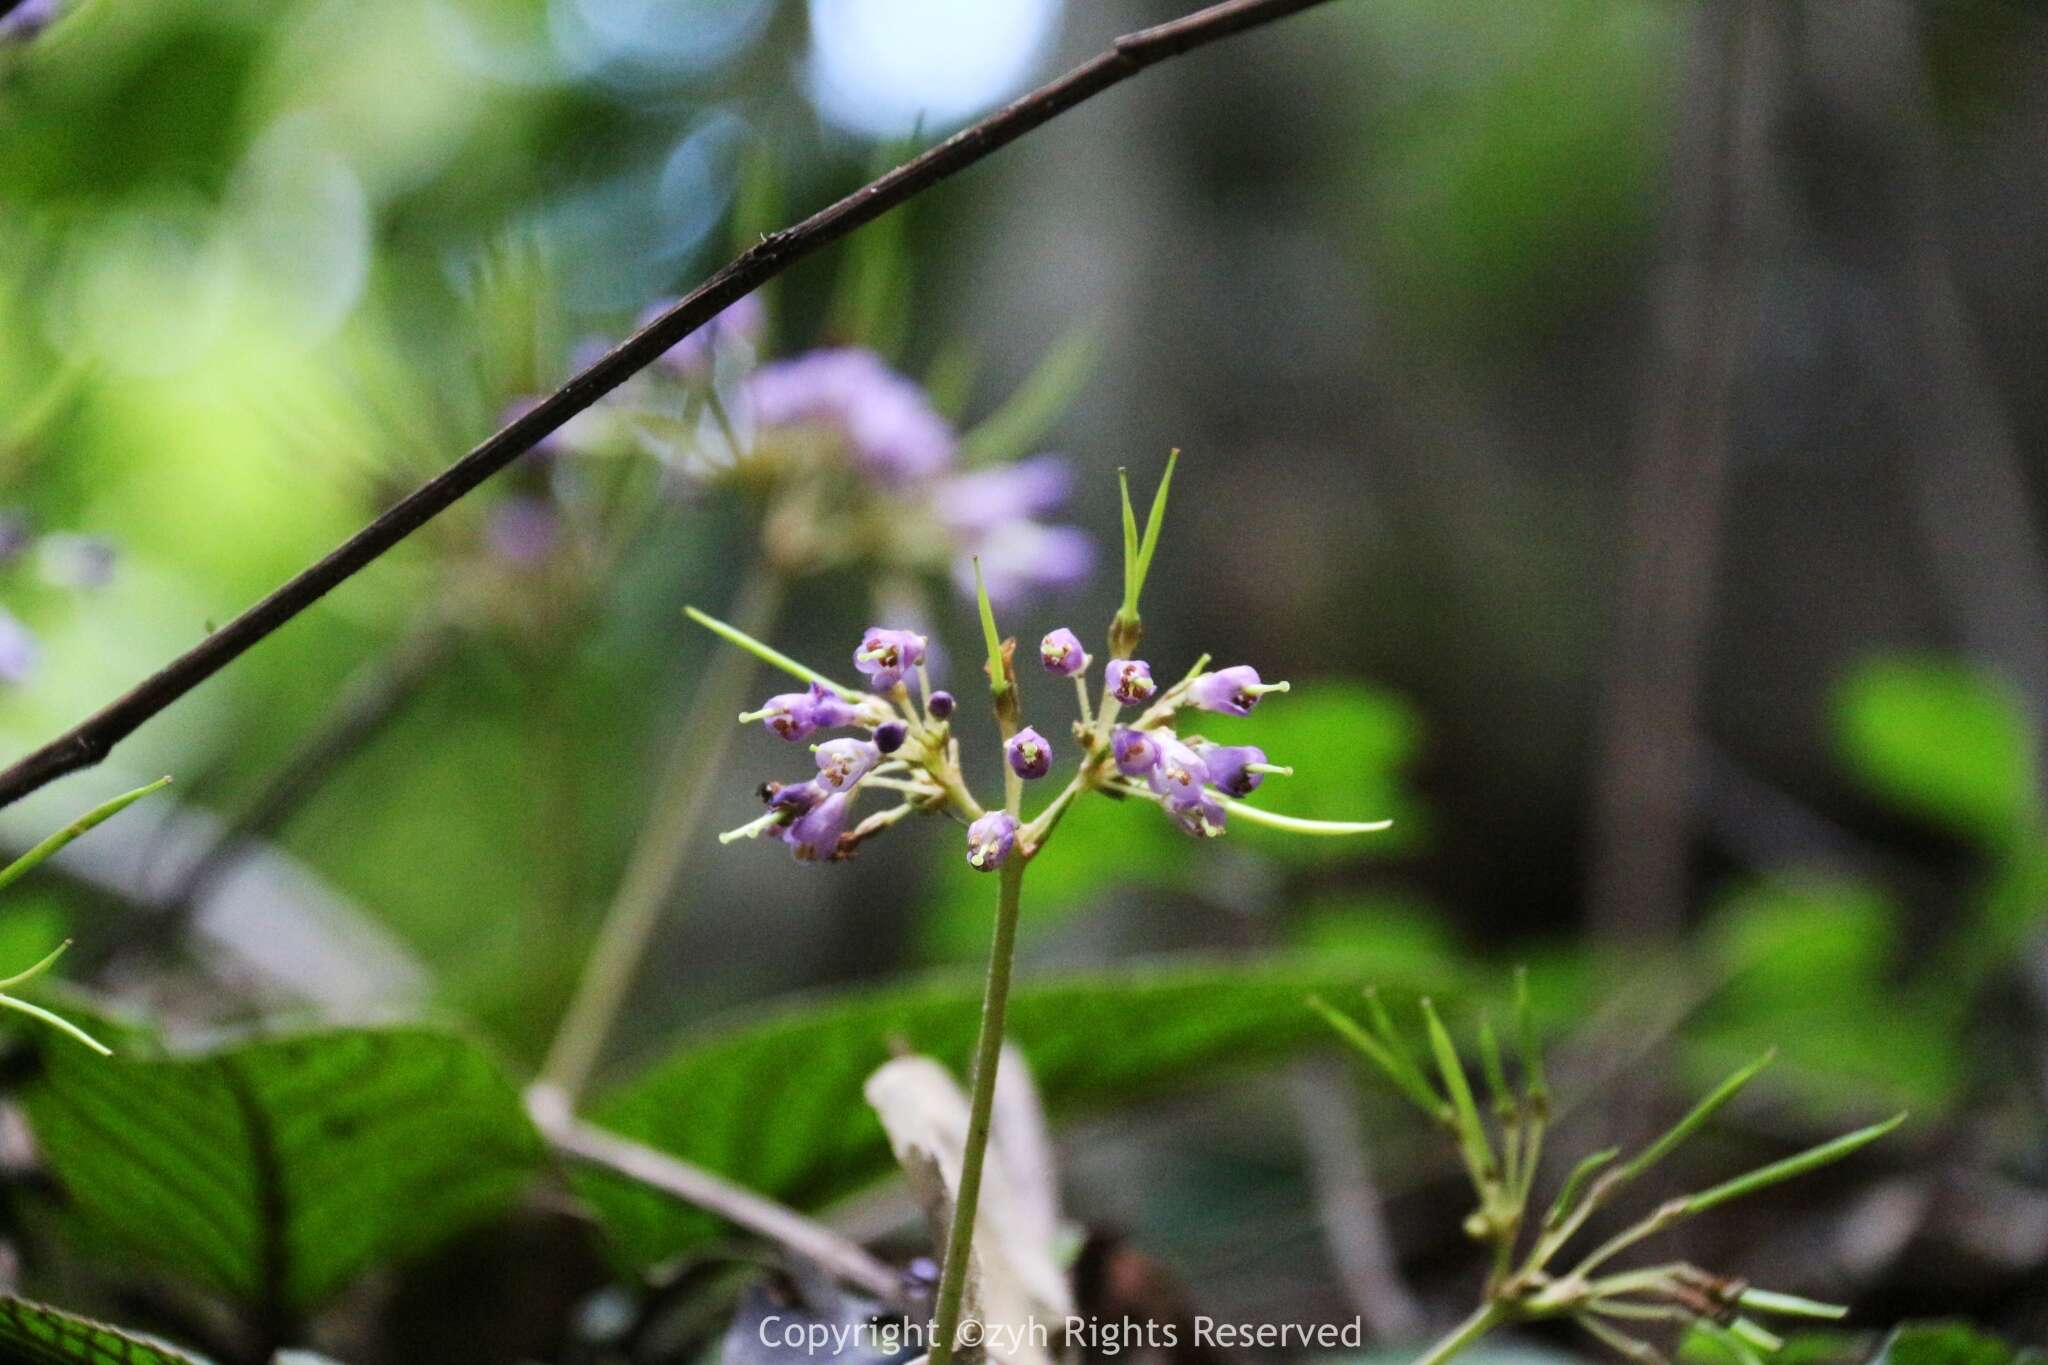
704;456;1385;871
542;294;1091;607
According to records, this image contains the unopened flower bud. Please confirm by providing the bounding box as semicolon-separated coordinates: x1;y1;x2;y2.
1039;628;1088;677
927;690;956;720
872;720;909;754
965;811;1019;871
1188;665;1290;716
1105;658;1156;706
1005;726;1053;780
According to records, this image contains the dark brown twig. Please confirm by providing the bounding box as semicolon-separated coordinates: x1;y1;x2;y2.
0;0;1342;811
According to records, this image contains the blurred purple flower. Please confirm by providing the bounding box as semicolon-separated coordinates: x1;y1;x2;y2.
932;455;1074;538
951;520;1093;608
1111;726;1160;778
814;737;881;792
746;348;954;484
36;533;117;590
0;607;37;685
0;0;57;40
485;496;560;567
1149;734;1210;807
0;511;32;567
1105;658;1156;706
1169;791;1227;839
641;292;765;377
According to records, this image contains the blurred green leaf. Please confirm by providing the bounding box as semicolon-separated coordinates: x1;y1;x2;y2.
1695;878;1957;1112
1680;1322;1862;1365
580;955;1414;1268
20;1027;544;1316
957;324;1100;467
1189;680;1426;869
1876;1323;2045;1365
0;1295;210;1364
1834;656;2034;848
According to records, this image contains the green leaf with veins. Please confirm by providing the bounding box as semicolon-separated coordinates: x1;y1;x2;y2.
579;955;1425;1268
19;1027;545;1317
0;1294;211;1364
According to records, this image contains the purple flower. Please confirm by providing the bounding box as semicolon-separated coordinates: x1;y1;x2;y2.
746;348;954;484
1201;744;1273;797
927;690;956;720
1149;735;1210;807
782;790;854;861
854;627;927;691
486;496;560;567
952;521;1093;608
745;683;855;741
933;455;1075;537
767;779;825;816
1169;792;1227;840
641;292;765;377
0;0;57;40
814;737;881;792
36;533;117;590
1039;628;1087;677
965;811;1019;871
1005;727;1052;780
1111;727;1161;778
1188;665;1290;716
873;720;909;754
1105;659;1157;706
0;607;37;686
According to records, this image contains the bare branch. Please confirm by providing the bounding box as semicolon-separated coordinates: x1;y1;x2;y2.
0;0;1344;810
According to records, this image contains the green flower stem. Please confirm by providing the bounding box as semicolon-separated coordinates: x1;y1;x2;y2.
1414;1302;1511;1365
540;568;785;1102
0;991;111;1056
928;856;1027;1365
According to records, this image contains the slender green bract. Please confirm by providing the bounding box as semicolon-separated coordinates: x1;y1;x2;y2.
0;776;171;894
685;605;861;700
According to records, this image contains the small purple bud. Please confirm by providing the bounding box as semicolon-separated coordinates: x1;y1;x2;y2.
806;682;861;729
814;737;881;792
853;627;928;692
1105;659;1157;706
0;607;38;686
767;779;825;816
965;811;1019;871
1169;792;1227;839
1005;726;1053;780
1188;665;1290;717
1039;628;1087;677
872;720;909;754
1201;744;1272;797
927;690;956;720
744;690;820;741
1111;727;1162;778
1149;735;1211;806
783;790;854;861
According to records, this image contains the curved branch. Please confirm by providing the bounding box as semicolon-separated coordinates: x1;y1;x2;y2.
0;0;1342;810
